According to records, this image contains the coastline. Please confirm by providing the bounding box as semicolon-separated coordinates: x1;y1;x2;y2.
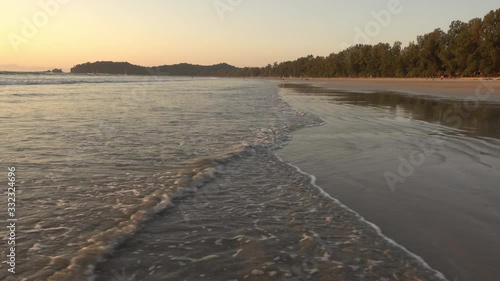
262;77;500;102
274;153;448;281
91;81;447;281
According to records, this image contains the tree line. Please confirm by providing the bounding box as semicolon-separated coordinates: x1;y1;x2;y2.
234;8;499;78
71;9;499;78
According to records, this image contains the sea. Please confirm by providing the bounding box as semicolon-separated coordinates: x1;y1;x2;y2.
0;72;460;281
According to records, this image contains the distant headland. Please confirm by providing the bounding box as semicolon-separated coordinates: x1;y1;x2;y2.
70;62;237;76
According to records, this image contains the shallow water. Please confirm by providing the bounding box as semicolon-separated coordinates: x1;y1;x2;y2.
0;76;310;280
280;83;500;138
0;75;447;281
94;148;444;281
277;83;500;281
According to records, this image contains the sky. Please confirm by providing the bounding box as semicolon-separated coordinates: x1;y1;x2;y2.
1;0;498;71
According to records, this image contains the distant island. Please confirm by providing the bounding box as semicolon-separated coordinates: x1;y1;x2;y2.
71;9;499;78
70;62;237;76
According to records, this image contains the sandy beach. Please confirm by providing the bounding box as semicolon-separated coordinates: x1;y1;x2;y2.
270;78;500;102
276;80;500;281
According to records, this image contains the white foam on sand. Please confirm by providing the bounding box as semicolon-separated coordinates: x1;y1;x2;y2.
274;154;449;281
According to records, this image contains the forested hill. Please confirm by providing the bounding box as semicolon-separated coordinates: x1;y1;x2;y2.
70;62;237;76
70;62;150;75
71;9;499;78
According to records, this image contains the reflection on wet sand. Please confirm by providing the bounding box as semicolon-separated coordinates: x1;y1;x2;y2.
282;83;500;139
277;82;500;281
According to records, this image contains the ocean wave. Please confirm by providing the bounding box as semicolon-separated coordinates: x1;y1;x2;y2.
274;154;449;281
46;144;260;280
44;92;324;281
0;74;212;86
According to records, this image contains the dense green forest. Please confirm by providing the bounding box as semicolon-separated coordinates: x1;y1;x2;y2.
238;8;499;78
71;9;499;78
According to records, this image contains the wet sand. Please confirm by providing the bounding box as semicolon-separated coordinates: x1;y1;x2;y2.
276;82;500;281
275;78;500;102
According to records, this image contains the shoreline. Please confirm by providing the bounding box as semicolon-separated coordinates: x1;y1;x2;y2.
91;84;446;281
274;153;448;281
265;77;500;102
